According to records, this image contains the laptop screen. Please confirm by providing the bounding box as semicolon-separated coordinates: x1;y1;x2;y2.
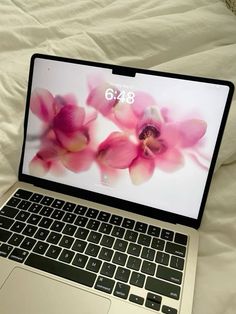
21;57;230;221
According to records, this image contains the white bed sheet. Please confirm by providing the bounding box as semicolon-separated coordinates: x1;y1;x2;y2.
0;1;236;313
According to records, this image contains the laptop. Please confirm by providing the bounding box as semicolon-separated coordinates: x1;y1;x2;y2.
0;54;234;314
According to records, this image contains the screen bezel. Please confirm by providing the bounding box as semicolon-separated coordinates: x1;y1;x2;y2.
19;53;234;229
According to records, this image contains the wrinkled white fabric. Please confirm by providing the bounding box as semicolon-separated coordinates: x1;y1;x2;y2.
0;1;236;313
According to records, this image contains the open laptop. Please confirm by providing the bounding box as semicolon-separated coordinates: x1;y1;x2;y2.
0;54;234;314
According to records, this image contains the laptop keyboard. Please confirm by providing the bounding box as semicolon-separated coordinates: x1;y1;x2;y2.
0;189;188;313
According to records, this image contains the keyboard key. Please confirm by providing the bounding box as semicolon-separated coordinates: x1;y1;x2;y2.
0;206;19;218
162;305;177;314
127;243;141;257
0;216;14;229
99;223;112;234
63;202;76;212
17;200;31;210
20;237;36;251
155;252;170;266
147;292;162;304
95;276;115;294
113;282;130;299
170;256;184;271
62;224;77;236
63;213;76;224
50;221;65;232
22;225;37;237
59;249;75;263
9;248;28;263
134;222;147;233
0;243;13;257
129;294;144;305
47;232;62;245
165;242;186;258
124;230;138;242
33;241;49;255
28;203;42;214
157;265;183;285
100;262;116;278
34;228;50;240
74;205;87;215
147;225;161;237
122;218;135;229
130;271;145;288
46;245;62;259
151;238;165;251
86;257;102;273
40;206;53;217
59;235;74;249
97;211;111;222
0;228;12;242
74;216;88;227
27;214;41;225
72;253;88;268
141;260;156;276
126;256;141;271
15;211;30;222
41;196;54;206
8;233;24;246
100;235;115;248
161;229;174;241
145;299;161;311
14;189;32;200
145;277;180;300
10;221;26;233
115;267;130;283
174;233;188;246
25;253;96;287
110;215;122;226
113;239;128;252
112;252;127;266
51;199;65;209
86;208;99;219
72;239;87;253
141;247;155;261
6;197;21;208
111;226;125;238
138;234;151;246
38;217;53;229
85;243;100;257
87;219;100;231
87;231;102;244
30;193;43;203
74;227;89;240
98;247;114;262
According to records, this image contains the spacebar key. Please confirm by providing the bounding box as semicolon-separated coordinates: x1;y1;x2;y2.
25;253;96;287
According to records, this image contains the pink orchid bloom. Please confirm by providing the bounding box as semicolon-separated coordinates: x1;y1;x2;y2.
29;88;96;176
96;106;207;185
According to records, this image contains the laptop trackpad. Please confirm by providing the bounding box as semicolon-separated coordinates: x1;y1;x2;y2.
0;267;110;314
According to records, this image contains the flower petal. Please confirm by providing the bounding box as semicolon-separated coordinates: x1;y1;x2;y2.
156;148;184;172
177;119;207;147
61;149;94;173
114;102;138;129
53;105;85;133
87;83;119;116
29;155;50;177
129;157;155;185
30;88;55;122
131;91;157;118
55;129;88;152
97;132;137;169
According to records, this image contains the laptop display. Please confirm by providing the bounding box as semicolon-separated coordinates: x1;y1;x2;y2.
22;57;230;220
